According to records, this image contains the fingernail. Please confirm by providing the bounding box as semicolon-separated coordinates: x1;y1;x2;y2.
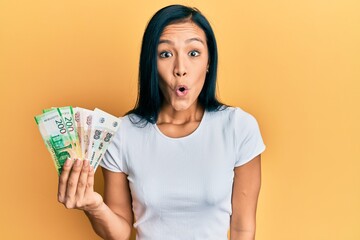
65;158;72;167
83;160;89;167
75;159;81;166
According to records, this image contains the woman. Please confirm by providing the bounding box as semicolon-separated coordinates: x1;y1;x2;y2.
58;4;266;240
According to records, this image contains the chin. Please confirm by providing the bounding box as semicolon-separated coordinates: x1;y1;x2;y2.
172;105;190;112
170;101;192;112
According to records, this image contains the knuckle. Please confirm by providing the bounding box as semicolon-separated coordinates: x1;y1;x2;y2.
64;201;74;209
67;180;76;188
59;177;67;185
77;181;85;189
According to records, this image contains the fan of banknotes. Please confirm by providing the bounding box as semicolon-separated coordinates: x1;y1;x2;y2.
35;106;120;175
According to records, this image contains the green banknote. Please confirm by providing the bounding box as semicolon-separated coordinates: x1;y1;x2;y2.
35;109;78;174
36;106;120;174
57;106;82;159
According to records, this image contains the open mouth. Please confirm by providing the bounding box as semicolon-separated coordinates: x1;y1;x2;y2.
176;85;189;97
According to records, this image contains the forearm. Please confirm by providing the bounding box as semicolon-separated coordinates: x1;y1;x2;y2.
230;203;257;240
85;202;132;240
230;156;262;240
230;228;255;240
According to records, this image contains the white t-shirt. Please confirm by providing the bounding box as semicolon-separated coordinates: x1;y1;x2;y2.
100;106;266;240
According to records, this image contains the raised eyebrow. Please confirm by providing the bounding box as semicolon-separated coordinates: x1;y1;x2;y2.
158;38;205;45
158;39;173;45
185;37;205;44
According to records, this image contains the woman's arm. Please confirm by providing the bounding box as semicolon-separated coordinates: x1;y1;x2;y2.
85;168;133;240
230;154;262;240
58;159;133;240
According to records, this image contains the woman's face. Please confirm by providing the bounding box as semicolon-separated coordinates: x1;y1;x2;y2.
157;21;209;112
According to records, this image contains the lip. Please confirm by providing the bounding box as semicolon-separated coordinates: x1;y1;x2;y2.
175;85;189;97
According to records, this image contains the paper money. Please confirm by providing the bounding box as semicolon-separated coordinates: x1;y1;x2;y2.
89;109;121;170
73;107;82;158
57;106;82;158
35;106;120;174
81;108;94;160
35;109;78;174
85;109;120;167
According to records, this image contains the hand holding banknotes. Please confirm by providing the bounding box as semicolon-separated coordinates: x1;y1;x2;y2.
57;158;103;212
35;106;121;173
35;106;119;210
36;107;133;239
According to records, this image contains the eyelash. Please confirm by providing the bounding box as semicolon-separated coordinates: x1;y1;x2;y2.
159;50;201;58
159;51;172;58
189;50;200;57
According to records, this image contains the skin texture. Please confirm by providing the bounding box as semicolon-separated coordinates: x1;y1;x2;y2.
57;20;262;240
230;155;261;240
157;21;208;113
156;21;209;138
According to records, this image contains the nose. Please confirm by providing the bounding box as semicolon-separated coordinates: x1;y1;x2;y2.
174;56;187;77
175;71;186;77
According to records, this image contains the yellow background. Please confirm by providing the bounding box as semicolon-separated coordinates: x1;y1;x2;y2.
1;0;359;239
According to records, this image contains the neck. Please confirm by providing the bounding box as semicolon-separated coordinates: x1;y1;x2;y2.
157;102;204;125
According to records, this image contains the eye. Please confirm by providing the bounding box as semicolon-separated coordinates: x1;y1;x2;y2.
188;50;200;57
159;51;173;58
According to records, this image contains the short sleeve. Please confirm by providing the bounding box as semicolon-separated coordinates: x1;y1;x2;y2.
99;118;128;173
234;109;266;167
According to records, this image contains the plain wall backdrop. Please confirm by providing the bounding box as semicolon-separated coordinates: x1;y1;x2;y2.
1;0;359;239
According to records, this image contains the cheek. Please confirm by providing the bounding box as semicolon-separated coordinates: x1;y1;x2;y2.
195;73;207;96
193;69;207;88
157;62;173;84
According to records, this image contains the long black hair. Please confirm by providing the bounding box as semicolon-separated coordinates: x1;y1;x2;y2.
128;4;224;124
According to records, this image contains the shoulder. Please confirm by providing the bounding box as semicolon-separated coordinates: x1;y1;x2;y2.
120;113;151;129
206;106;258;127
116;113;154;140
108;113;153;154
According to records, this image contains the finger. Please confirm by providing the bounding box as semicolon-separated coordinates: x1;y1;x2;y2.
64;159;83;208
83;166;104;212
85;165;95;195
75;160;90;202
58;158;73;203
